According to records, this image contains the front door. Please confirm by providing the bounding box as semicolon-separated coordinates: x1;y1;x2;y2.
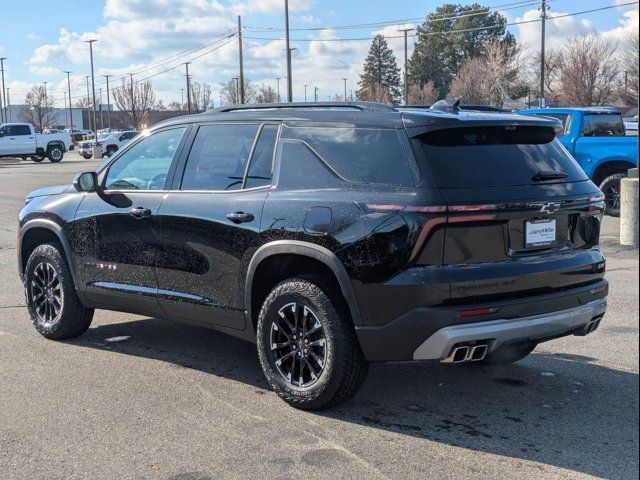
72;126;189;314
156;123;279;330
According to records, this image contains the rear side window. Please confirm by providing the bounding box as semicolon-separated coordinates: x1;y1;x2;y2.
420;126;588;188
581;114;625;137
181;124;259;191
282;126;414;186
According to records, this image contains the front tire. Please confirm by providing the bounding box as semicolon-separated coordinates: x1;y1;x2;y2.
47;145;64;163
257;277;368;410
82;153;92;160
599;173;626;217
25;244;94;340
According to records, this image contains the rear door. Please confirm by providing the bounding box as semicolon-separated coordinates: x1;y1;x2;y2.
156;122;278;330
417;125;606;303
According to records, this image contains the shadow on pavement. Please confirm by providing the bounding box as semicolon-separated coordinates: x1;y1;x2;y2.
70;316;639;479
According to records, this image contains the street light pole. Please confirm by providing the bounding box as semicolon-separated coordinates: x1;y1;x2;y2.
84;75;91;132
284;0;293;102
180;88;184;114
6;88;10;121
303;84;308;102
341;78;347;102
539;0;548;108
276;77;281;102
102;74;112;129
185;62;192;113
99;88;104;130
63;71;73;129
84;39;99;157
398;28;414;105
314;86;318;102
0;57;7;123
237;15;245;104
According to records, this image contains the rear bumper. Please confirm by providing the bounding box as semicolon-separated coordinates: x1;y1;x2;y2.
413;297;606;360
355;279;608;361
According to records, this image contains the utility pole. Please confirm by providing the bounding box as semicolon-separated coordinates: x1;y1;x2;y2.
0;57;6;123
276;77;281;102
284;0;293;102
85;75;92;132
185;62;192;113
398;28;414;105
539;0;548;108
237;15;245;104
64;91;68;127
102;74;112;129
99;88;104;130
63;71;73;129
43;82;48;108
341;78;347;102
303;84;308;102
84;39;99;157
6;88;10;121
180;88;184;114
314;86;318;102
233;77;240;105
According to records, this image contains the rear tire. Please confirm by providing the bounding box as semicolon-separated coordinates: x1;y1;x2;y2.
24;244;94;340
106;146;118;158
479;342;536;366
256;277;368;410
599;173;625;217
47;145;64;163
30;155;45;163
82;154;92;160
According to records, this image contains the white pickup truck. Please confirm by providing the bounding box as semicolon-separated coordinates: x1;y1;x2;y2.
0;123;73;162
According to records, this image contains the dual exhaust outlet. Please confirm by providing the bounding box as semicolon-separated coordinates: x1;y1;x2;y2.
576;315;603;336
442;343;488;364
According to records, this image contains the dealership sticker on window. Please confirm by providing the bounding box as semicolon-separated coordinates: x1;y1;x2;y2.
525;219;557;248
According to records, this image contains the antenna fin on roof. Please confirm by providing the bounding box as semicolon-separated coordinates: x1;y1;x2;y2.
430;99;461;114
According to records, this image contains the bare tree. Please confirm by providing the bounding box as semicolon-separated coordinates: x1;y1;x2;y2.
112;77;156;130
560;34;620;106
167;100;182;111
190;81;212;112
620;26;639;105
448;58;489;105
482;39;527;108
407;81;439;105
220;78;255;105
19;84;56;132
74;95;91;108
529;49;564;105
255;84;278;103
357;81;392;104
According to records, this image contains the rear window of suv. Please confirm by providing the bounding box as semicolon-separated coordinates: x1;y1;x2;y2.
419;126;588;188
282;126;414;186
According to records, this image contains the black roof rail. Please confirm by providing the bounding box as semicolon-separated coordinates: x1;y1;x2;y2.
213;101;395;113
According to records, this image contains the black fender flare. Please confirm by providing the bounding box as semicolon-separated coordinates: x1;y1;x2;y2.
19;219;81;293
244;240;363;327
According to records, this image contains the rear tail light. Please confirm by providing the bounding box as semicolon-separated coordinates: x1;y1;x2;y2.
459;307;500;318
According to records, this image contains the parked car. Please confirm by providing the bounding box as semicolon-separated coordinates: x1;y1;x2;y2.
623;117;638;136
0;123;73;162
17;101;608;409
77;131;139;159
517;107;638;216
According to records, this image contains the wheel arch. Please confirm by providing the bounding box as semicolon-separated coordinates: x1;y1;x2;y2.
245;241;363;332
46;141;66;152
592;160;636;185
19;220;79;291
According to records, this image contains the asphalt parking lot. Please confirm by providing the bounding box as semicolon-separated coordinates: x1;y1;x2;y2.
0;153;638;480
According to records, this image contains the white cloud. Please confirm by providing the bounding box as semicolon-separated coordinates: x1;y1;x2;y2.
603;8;639;43
515;9;596;51
26;33;41;41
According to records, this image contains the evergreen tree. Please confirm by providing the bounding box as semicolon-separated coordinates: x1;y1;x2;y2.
408;3;515;98
356;34;402;104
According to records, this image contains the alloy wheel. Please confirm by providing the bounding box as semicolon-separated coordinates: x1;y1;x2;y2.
270;302;327;388
603;180;621;211
30;262;64;325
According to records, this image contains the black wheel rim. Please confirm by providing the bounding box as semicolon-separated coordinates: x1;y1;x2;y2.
603;180;621;211
30;262;63;325
270;302;327;388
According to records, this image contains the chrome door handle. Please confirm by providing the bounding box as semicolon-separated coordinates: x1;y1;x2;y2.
226;212;254;223
129;207;152;219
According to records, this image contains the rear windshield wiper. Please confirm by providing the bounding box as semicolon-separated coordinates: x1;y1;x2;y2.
532;170;568;182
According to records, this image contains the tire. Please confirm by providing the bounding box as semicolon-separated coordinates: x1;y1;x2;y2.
47;145;64;163
24;243;94;340
106;146;118;158
256;277;368;410
599;172;626;217
30;155;45;163
479;342;537;366
82;154;92;160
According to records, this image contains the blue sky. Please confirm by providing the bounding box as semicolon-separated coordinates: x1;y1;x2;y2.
0;0;637;105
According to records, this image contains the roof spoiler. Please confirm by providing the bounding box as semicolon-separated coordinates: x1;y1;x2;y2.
214;101;395;113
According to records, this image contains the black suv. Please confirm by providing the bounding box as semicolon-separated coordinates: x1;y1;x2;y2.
18;101;608;409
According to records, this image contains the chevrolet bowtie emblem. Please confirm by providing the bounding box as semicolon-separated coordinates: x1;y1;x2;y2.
539;202;561;214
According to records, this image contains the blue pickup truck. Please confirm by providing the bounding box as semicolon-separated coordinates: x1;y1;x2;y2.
518;107;638;216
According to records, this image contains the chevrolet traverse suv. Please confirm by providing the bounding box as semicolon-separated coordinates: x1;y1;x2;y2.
18;101;608;409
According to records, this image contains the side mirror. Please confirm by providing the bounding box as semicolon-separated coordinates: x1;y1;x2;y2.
73;171;99;192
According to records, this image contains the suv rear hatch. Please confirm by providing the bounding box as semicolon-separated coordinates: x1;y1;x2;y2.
414;121;606;304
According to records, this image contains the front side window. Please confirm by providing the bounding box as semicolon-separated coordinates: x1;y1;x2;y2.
104;127;186;190
181;124;260;191
581;114;625;137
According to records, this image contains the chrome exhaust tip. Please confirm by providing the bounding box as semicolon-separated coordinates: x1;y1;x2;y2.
469;344;488;361
443;346;470;363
